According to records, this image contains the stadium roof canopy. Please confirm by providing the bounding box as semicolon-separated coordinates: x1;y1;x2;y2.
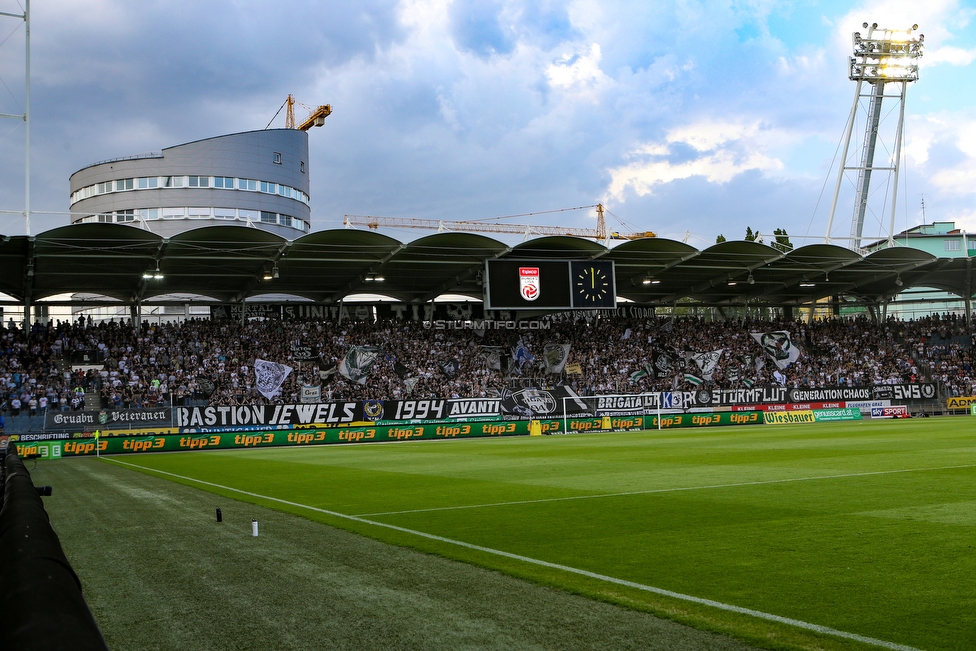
0;223;973;309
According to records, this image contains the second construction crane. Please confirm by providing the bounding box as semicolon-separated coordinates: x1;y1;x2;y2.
267;95;332;131
344;204;655;241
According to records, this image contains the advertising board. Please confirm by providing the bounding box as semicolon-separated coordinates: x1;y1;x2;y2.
763;410;816;425
870;405;910;419
812;408;862;422
946;396;976;410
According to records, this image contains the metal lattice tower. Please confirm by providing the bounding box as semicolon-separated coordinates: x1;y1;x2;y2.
825;23;924;251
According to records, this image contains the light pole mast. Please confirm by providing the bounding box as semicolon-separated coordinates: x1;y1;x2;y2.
825;23;923;251
0;2;29;235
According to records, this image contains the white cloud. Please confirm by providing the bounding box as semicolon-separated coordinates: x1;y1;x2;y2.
904;112;976;196
545;43;612;100
928;119;976;194
607;120;786;200
923;46;976;66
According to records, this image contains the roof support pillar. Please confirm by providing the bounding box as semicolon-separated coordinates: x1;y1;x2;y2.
23;296;30;335
966;257;973;327
130;302;141;330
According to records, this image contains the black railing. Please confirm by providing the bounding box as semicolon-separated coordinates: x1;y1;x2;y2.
0;446;108;650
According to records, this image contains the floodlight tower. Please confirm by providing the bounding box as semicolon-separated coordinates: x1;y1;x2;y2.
825;23;923;251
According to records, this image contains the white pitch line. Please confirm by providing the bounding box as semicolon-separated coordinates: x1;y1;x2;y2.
105;457;923;651
355;462;976;517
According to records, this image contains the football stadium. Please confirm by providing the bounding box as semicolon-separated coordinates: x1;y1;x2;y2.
1;11;974;651
4;226;976;651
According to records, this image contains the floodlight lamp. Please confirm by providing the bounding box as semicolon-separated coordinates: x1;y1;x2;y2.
747;273;755;285
272;265;279;280
800;282;816;287
143;270;154;280
727;281;737;286
262;266;273;281
895;274;903;287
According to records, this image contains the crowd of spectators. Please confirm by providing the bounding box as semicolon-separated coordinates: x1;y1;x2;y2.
0;311;974;422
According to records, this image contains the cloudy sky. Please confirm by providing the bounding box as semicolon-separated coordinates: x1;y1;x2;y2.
0;0;973;248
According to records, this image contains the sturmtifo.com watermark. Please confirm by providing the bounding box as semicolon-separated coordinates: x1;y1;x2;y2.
426;319;551;330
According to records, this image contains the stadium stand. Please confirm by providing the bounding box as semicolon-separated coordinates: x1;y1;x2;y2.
0;312;972;425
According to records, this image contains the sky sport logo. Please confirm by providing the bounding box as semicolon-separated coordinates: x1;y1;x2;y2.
519;267;540;301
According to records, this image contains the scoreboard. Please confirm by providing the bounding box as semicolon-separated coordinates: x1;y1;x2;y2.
484;260;616;310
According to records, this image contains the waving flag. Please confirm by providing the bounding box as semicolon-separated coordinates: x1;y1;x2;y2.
254;359;293;399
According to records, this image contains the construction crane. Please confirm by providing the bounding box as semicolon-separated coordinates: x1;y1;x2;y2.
267;95;332;131
343;204;655;241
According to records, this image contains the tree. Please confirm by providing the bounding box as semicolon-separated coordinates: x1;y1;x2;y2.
715;234;727;243
773;228;794;252
744;227;757;242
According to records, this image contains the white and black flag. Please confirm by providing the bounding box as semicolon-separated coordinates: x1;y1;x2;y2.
651;349;674;379
687;349;724;381
254;359;293;400
751;331;801;370
543;344;571;374
338;346;382;385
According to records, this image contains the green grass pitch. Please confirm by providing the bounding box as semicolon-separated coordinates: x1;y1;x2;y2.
39;419;976;650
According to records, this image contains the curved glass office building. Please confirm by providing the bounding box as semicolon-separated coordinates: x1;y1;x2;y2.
69;129;311;238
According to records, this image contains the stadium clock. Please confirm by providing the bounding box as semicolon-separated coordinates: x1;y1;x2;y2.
570;261;616;309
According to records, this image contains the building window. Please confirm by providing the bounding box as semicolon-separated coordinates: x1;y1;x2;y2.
946;240;961;251
260;211;276;223
188;176;199;187
138;209;159;220
300;161;305;173
239;209;258;221
214;208;236;219
115;210;135;223
161;208;184;219
188;207;211;218
273;152;282;164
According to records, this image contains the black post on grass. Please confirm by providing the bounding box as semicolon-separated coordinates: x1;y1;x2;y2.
0;445;109;651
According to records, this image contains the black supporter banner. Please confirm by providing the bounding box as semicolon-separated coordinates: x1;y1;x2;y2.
501;386;591;418
211;302;485;322
45;408;172;432
168;383;939;431
174;403;363;429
